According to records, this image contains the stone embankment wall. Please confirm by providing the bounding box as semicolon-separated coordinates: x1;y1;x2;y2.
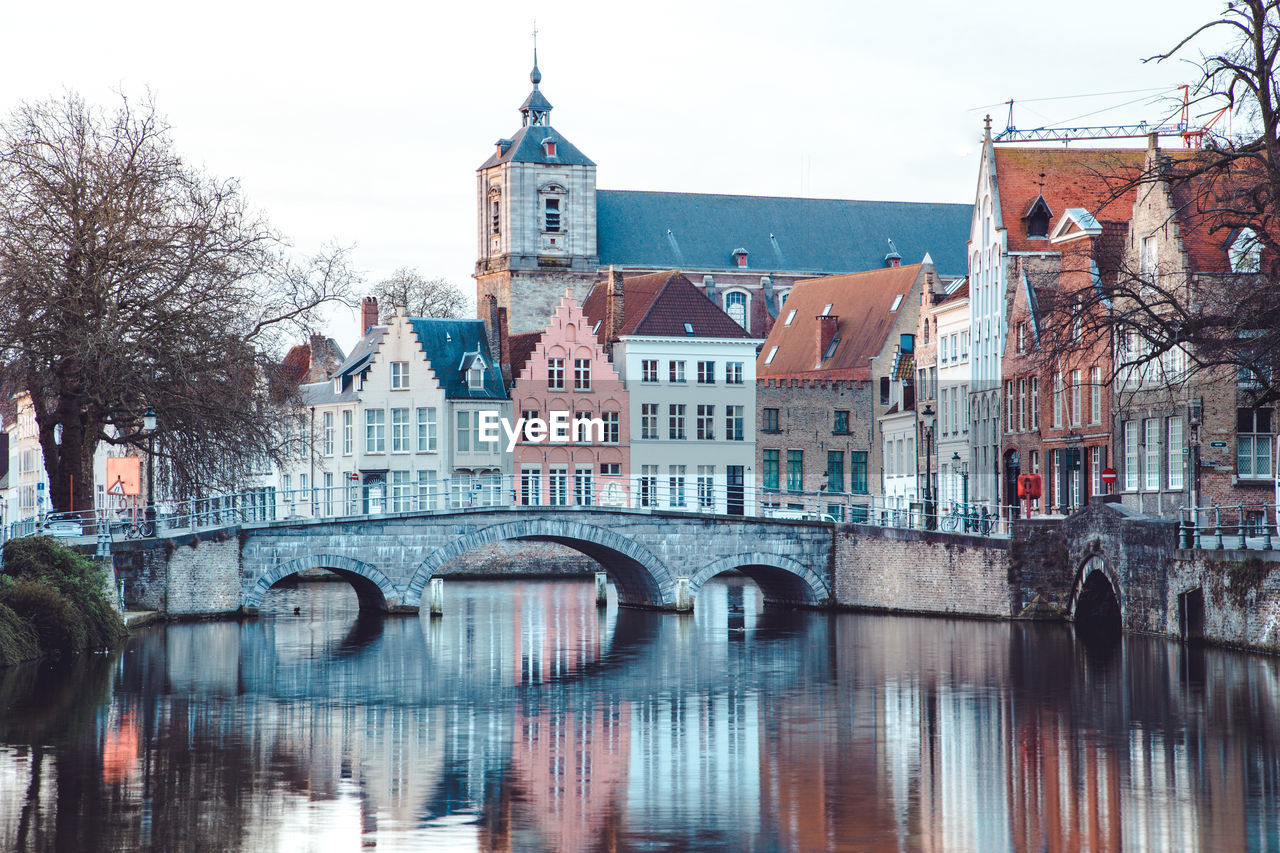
1168;550;1280;653
833;524;1013;618
112;531;241;617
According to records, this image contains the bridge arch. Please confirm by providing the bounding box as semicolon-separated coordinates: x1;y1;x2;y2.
405;519;676;608
1069;554;1123;635
244;554;399;613
689;552;829;607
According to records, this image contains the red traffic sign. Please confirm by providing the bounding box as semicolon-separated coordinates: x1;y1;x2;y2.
1101;467;1117;485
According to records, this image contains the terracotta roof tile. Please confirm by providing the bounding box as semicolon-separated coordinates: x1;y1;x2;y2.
757;264;924;381
508;331;544;376
994;147;1146;252
1164;154;1275;275
582;270;755;341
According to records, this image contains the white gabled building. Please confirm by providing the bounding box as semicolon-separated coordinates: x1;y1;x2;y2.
272;309;512;518
582;270;761;515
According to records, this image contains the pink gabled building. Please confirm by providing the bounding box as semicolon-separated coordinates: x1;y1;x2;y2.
509;292;630;506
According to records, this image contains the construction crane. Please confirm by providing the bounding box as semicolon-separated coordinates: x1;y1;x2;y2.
994;86;1229;147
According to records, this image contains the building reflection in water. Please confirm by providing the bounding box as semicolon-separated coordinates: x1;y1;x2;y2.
1;575;1280;851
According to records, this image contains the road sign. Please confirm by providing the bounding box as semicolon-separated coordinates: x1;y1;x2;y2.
1101;467;1117;485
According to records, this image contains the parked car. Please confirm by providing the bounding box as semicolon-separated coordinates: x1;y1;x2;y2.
42;512;84;538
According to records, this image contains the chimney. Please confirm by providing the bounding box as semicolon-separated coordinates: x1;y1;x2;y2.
361;297;379;334
605;266;625;342
497;305;512;387
817;314;839;364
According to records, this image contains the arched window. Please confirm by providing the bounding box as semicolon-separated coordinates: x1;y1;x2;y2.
488;186;502;236
538;183;567;235
724;291;748;329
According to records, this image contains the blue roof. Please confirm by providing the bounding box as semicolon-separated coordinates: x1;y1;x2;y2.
596;190;971;278
478;123;595;170
408;318;507;400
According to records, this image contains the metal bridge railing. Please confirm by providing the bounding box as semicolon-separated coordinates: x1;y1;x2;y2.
3;476;1023;544
1179;503;1279;551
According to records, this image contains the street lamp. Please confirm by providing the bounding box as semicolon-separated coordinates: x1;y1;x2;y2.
921;404;935;529
143;406;157;529
952;451;969;505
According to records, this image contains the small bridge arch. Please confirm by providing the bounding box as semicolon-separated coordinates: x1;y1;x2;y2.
1070;553;1123;635
405;518;677;608
689;552;830;607
244;554;400;613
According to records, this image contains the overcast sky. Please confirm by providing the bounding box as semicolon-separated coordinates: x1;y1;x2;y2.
1;0;1228;349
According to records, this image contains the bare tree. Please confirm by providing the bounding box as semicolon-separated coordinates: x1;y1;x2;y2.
1038;1;1280;406
0;92;357;511
373;268;469;320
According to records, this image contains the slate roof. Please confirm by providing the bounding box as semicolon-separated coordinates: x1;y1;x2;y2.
332;327;388;379
478;123;595;169
581;270;758;342
407;318;508;400
297;380;357;406
757;264;924;381
993;147;1146;252
595;190;971;277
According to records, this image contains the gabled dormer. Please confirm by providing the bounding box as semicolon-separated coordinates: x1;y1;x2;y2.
1024;194;1053;240
1049;208;1103;245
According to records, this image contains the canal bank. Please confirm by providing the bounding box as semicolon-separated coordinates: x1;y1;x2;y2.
99;499;1280;656
834;497;1280;656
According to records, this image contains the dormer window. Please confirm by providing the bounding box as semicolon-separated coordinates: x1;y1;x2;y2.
733;248;749;268
1230;227;1261;273
542;138;557;157
1025;196;1052;239
467;358;485;390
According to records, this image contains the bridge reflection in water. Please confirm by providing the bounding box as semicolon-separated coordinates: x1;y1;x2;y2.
1;578;1279;852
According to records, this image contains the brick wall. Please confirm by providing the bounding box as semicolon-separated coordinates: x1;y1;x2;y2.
834;524;1012;617
112;532;241;617
757;379;873;504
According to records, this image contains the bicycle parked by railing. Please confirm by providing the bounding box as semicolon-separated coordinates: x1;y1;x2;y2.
114;508;154;539
940;502;994;535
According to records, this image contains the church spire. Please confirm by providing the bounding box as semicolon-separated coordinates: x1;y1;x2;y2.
520;23;552;126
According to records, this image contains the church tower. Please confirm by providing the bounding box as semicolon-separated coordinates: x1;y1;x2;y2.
475;46;599;333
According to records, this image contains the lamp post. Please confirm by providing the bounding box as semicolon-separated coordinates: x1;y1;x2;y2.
922;404;935;529
143;406;157;529
952;448;970;510
952;451;970;532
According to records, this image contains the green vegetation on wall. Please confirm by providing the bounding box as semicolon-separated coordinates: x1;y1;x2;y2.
0;537;126;666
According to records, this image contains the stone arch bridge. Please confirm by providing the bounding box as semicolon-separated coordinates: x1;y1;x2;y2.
236;507;834;614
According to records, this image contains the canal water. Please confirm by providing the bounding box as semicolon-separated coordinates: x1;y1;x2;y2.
2;576;1279;852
